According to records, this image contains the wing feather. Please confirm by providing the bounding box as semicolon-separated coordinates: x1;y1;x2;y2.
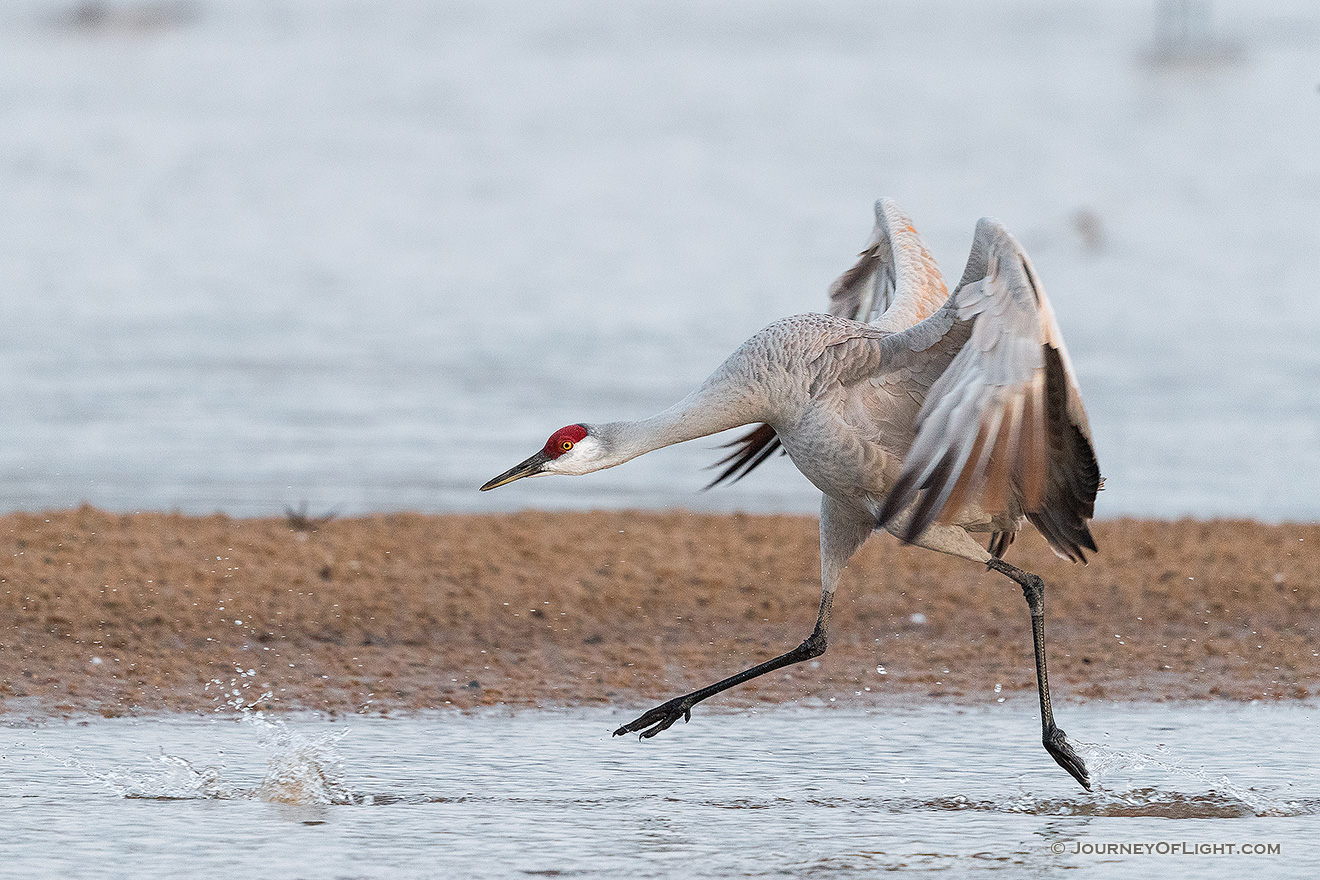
828;198;949;330
710;198;949;487
874;218;1101;562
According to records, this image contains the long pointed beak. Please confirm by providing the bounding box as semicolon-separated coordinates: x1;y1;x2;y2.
480;449;551;491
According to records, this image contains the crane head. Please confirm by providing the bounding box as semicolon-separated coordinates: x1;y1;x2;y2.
480;424;594;490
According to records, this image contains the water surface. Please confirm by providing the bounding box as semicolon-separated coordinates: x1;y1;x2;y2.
2;702;1317;877
0;0;1317;519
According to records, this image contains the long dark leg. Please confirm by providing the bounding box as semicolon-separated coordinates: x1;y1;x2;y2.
613;591;835;739
987;557;1090;790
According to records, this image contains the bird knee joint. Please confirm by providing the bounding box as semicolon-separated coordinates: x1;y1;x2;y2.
1020;576;1045;610
800;631;828;658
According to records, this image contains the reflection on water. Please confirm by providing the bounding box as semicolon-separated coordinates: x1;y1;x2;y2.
2;703;1317;877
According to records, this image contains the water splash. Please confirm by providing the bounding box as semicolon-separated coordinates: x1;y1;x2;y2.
890;790;1316;819
1066;740;1309;818
250;717;353;805
66;716;357;805
203;664;273;714
42;676;357;806
100;754;233;800
184;663;357;804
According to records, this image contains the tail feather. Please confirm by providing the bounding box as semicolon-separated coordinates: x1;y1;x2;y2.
705;424;785;488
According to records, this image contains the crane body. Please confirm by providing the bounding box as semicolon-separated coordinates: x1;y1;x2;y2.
481;200;1101;789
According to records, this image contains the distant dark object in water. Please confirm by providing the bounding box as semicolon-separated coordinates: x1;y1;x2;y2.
284;502;339;533
1142;0;1241;69
54;0;196;34
1071;209;1106;251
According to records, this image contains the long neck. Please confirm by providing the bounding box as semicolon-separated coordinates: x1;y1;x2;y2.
599;362;771;464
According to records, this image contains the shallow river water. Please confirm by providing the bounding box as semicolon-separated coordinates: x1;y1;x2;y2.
1;0;1319;520
1;702;1317;878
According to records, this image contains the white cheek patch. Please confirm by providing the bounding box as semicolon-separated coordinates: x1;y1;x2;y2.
549;436;606;475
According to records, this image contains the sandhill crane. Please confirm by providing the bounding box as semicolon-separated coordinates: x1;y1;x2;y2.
481;200;1101;789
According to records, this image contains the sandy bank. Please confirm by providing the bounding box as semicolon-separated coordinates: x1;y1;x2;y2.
0;508;1316;718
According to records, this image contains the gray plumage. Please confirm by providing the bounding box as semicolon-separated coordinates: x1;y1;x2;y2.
481;199;1102;789
646;204;1100;563
709;198;949;485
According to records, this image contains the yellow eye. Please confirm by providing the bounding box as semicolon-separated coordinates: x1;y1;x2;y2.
560;440;574;452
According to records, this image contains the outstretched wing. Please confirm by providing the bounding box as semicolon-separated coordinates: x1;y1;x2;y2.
828;197;949;331
708;199;949;488
874;218;1101;562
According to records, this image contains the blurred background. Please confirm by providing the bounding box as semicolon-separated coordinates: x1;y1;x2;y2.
0;0;1316;520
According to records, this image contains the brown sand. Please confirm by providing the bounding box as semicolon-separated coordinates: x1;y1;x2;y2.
0;507;1316;718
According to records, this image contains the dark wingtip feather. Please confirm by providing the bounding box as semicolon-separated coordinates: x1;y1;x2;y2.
875;468;921;534
1026;345;1104;564
898;452;957;543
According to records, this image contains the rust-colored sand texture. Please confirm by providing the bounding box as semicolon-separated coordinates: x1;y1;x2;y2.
0;508;1316;717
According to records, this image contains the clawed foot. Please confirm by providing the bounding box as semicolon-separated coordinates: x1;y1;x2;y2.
1045;725;1091;791
613;696;696;739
